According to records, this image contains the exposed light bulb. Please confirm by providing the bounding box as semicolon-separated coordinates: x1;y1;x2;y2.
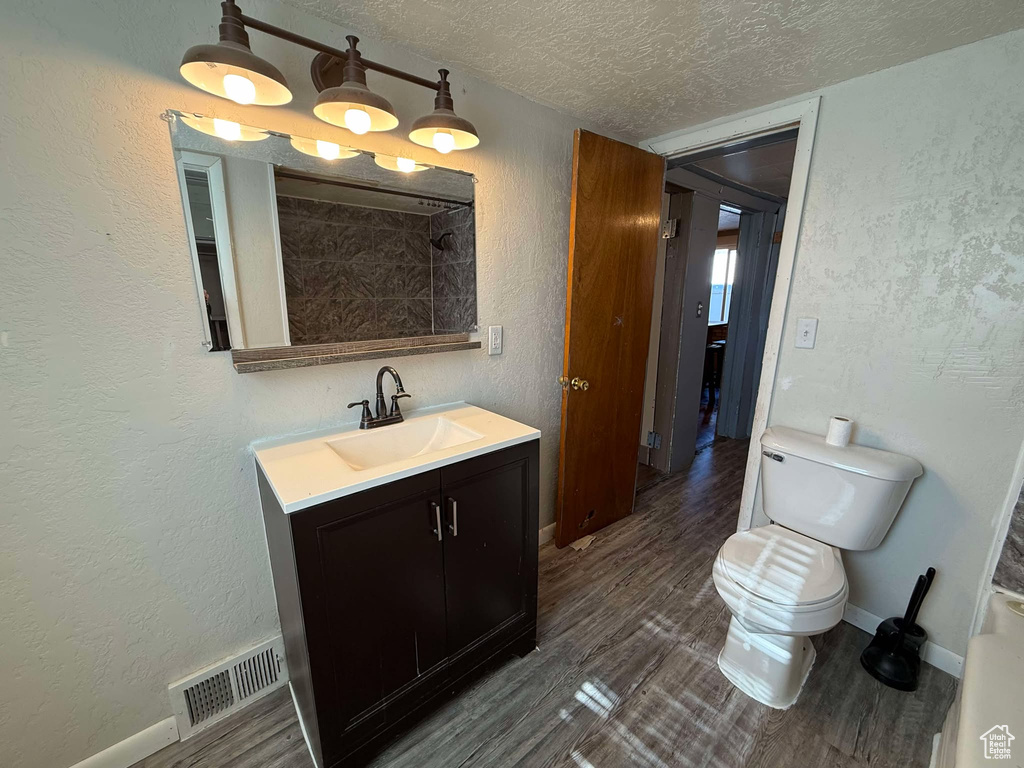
396;157;417;173
222;73;256;105
213;118;242;141
344;108;371;135
432;130;455;154
316;140;341;160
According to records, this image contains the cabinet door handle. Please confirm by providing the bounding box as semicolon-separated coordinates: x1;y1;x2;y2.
431;501;442;541
447;498;458;537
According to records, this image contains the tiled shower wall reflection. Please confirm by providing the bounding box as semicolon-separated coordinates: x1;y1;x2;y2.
429;206;477;333
993;486;1024;594
278;196;476;344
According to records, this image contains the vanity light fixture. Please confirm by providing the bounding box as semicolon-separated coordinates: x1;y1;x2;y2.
179;114;269;142
289;136;359;161
409;70;479;153
373;155;428;173
179;1;479;151
313;37;399;135
179;1;292;106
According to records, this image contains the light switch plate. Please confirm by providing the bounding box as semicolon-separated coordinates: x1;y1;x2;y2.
795;318;818;349
488;325;503;355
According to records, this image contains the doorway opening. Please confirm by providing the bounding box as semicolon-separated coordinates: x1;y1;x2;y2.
555;102;818;547
183;168;233;351
637;131;797;491
700;208;739;451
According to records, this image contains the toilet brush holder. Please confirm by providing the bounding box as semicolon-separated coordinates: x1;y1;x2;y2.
860;618;926;691
871;616;927;654
860;567;936;692
861;635;921;691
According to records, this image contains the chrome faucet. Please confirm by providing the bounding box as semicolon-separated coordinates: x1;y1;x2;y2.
347;366;411;429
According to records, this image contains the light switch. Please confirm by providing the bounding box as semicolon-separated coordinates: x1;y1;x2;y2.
795;318;818;349
488;325;503;355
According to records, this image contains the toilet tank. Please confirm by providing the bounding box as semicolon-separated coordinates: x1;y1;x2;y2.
760;426;923;550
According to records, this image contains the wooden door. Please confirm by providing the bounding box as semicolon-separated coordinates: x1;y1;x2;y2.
440;442;539;675
290;471;448;758
555;130;665;547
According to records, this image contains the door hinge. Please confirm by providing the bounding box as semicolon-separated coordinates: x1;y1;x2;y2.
647;431;662;449
661;218;679;239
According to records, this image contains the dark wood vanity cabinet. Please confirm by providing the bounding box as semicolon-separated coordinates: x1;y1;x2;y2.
258;440;539;768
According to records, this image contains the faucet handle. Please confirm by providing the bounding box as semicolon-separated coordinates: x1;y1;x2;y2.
390;392;412;416
347;399;373;427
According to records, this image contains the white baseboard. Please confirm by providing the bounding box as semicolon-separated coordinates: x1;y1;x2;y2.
843;603;964;678
290;682;320;768
928;731;941;768
68;717;178;768
539;523;556;546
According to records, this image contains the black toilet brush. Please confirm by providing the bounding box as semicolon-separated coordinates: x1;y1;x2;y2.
860;567;936;691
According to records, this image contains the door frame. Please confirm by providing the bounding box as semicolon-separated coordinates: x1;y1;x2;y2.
648;189;721;474
174;150;246;349
642;97;820;531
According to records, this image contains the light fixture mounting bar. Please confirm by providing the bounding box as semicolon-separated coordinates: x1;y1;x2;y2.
237;14;441;91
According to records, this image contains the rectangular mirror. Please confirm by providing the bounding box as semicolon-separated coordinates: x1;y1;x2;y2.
167;110;476;354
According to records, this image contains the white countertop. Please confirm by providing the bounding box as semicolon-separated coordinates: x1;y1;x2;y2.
253;402;541;514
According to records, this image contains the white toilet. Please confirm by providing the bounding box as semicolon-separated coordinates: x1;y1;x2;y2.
712;425;923;709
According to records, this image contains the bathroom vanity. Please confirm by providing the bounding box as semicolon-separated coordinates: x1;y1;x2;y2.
255;404;540;767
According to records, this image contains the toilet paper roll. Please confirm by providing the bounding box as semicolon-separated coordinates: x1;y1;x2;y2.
826;417;853;447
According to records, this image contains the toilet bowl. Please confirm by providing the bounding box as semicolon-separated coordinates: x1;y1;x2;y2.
712;524;848;708
712;425;923;709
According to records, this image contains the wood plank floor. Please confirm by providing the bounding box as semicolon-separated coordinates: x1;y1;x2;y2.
135;438;955;768
635;461;665;493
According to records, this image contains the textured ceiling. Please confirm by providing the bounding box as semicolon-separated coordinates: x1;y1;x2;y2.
281;0;1024;141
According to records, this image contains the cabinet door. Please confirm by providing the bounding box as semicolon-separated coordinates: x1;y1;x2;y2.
440;442;539;664
291;471;447;758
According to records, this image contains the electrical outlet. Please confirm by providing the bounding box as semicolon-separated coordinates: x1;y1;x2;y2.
795;318;818;349
488;325;503;356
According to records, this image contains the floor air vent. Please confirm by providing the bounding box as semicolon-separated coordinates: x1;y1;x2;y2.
169;637;288;739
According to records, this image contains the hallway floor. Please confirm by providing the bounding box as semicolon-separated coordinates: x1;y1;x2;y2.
136;439;955;768
696;387;719;451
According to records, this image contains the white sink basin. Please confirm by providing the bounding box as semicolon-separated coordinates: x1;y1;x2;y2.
254;404;540;513
326;416;484;471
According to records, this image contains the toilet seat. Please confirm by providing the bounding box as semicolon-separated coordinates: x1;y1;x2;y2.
719;524;846;606
713;525;848;636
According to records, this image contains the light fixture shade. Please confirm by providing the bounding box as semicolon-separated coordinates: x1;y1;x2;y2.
289;136;359;160
409;110;480;151
179;1;291;106
409;69;479;150
373;155;429;173
313;82;399;131
180;41;292;106
180;114;269;142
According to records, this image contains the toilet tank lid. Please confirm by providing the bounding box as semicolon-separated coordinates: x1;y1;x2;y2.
761;426;923;481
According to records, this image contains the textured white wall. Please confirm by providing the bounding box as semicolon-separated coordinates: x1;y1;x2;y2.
0;2;584;766
765;31;1024;656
